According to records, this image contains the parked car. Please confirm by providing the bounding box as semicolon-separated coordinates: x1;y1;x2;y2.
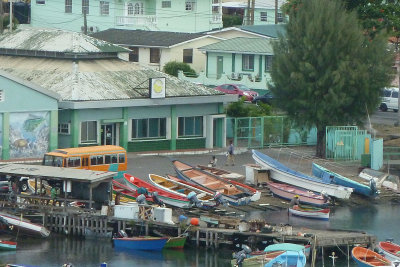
0;176;9;194
213;84;258;101
380;87;398;112
252;91;275;105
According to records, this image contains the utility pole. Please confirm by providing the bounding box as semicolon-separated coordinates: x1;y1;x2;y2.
275;0;278;24
245;0;250;25
0;0;3;33
250;0;255;25
83;10;87;34
9;0;12;32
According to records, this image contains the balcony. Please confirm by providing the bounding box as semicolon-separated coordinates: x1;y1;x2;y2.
116;15;157;29
211;13;222;24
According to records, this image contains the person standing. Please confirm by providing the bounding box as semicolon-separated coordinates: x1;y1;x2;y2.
289;195;300;207
225;140;235;166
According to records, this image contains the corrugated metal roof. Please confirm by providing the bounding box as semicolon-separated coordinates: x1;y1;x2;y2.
199;37;274;54
0;56;222;101
0;28;129;53
239;24;286;38
90;29;205;47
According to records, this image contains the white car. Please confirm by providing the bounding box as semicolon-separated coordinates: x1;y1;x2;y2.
380;87;399;112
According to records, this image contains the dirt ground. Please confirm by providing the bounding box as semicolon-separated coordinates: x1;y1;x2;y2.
373;123;400;146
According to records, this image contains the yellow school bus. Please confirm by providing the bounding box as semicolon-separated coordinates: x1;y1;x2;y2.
42;145;127;177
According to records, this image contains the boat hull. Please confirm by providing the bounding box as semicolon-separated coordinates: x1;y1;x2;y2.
312;163;377;197
164;236;187;249
113;237;168;251
0;211;50;238
264;250;306;267
252;150;352;199
288;206;330;221
0;240;17;250
268;182;328;207
378;241;400;262
352;246;392;267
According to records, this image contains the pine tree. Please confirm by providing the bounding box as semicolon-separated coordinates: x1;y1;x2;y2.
270;0;395;157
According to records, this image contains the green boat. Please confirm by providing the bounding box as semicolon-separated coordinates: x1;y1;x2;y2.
164;236;187;249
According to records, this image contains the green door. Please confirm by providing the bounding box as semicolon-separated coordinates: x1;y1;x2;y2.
217;56;223;79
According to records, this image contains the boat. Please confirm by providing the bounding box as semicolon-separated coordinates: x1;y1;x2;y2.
164;235;187;249
288;205;330;220
112;180;153;204
197;165;245;180
113;236;168;251
230;250;285;267
264;250;307;267
0;240;17;250
172;159;254;206
264;243;311;257
378;241;400;262
312;163;378;197
352;246;392;267
267;182;329;207
252;150;353;199
0;211;50;238
124;173;191;208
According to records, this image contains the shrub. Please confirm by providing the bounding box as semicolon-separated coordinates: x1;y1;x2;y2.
163;61;197;77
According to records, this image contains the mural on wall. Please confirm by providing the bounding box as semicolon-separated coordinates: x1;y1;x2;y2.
0;115;2;156
9;112;50;159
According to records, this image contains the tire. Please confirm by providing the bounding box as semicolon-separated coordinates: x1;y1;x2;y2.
20;182;28;192
380;103;388;112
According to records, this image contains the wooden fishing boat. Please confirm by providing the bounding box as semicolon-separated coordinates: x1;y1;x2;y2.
164;235;187;249
264;250;306;267
197;165;244;180
352;246;392;267
378;241;400;262
0;211;50;238
230;250;284;267
124;173;190;208
113;236;168;251
112;180;153;204
288;205;330;221
252;150;353;199
172;159;253;206
312;163;378;198
268;182;329;207
0;240;17;250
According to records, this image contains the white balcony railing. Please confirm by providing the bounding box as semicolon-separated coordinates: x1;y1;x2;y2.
116;15;157;27
211;13;222;24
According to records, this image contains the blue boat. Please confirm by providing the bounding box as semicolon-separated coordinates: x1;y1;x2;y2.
264;250;306;267
113;237;168;251
312;163;378;198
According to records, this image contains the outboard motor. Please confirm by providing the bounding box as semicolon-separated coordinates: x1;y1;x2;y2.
214;192;228;206
118;230;128;238
369;179;377;194
136;194;147;205
152;192;164;206
321;190;330;203
233;245;252;267
187;191;203;208
393;261;400;267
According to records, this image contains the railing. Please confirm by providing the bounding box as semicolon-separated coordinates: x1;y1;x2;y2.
383;146;400;165
211;13;222;24
116;15;157;28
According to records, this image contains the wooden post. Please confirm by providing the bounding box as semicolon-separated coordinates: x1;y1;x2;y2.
196;230;200;247
118;220;121;232
89;185;93;209
322;246;324;267
145;223;149;236
214;232;218;248
206;231;209;247
178;226;181;236
347;244;350;267
311;235;317;267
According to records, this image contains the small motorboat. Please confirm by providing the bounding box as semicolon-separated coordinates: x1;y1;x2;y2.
264;250;306;267
0;240;17;250
288;205;330;221
230;250;284;267
0;211;50;238
113;231;168;251
197;165;244;180
378;241;400;262
352;246;392;267
164;235;187;249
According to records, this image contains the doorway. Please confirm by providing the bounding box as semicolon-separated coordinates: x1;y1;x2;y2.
217;56;223;79
101;124;117;145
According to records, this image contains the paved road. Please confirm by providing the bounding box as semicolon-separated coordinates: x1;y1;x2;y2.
370;109;399;126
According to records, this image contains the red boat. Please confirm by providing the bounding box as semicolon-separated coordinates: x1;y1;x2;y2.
351;246;392;267
378;241;400;262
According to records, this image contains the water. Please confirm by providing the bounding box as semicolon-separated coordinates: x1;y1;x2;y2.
1;203;399;267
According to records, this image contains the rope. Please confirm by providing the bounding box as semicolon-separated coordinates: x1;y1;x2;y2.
333;239;350;258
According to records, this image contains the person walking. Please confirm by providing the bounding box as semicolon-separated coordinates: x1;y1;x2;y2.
225;140;235;166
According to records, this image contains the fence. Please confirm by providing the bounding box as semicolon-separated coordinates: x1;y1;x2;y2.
226;116;317;148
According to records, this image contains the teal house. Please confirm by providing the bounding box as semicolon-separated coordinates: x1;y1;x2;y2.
0;28;235;160
30;0;223;33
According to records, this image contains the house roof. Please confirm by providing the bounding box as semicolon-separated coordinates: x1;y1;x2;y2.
199;37;273;54
239;24;286;38
0;28;128;54
214;0;286;9
91;29;205;48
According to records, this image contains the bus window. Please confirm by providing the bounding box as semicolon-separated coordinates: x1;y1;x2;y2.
119;153;125;163
43;155;63;167
82;158;88;167
90;155;104;165
67;157;81;168
90;156;97;166
111;154;118;164
105;155;111;164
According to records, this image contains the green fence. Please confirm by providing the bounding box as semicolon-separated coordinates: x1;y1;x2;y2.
226;116;317;148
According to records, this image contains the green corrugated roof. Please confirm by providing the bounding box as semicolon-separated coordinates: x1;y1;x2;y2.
239;24;286;38
199;37;273;54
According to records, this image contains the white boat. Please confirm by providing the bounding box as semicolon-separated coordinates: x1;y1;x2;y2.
252;150;353;199
288;205;330;221
0;211;50;237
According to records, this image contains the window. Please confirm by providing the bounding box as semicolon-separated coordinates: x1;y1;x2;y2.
277;12;284;23
185;1;196;11
58;123;70;134
260;12;267;21
131;118;166;139
90;155;104;165
118;153;125;163
82;0;89;14
100;1;109;15
105;154;118;164
134;3;140;14
162;1;171;8
242;54;254;71
183;49;193;64
129;47;139;62
81;121;97;143
127;3;134;15
65;0;72;13
36;0;45;4
150;48;160;64
178;116;203;137
67;157;81;167
265;55;273;72
0;90;3;102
